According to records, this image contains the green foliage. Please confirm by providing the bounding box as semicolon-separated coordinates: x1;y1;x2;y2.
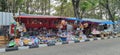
0;0;119;21
54;1;74;17
79;0;99;18
0;0;8;11
99;0;120;21
80;1;91;11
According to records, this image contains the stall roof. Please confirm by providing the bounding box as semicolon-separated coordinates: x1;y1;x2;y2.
67;18;114;24
100;21;113;24
66;17;81;20
82;18;114;24
15;15;66;19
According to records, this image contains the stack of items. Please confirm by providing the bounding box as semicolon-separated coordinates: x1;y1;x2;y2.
7;35;59;47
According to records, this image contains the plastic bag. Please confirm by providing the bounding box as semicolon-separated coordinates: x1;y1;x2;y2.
8;40;16;47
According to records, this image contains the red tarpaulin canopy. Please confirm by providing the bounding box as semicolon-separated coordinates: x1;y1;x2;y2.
15;15;66;29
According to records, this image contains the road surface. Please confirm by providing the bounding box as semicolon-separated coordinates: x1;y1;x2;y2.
0;38;120;55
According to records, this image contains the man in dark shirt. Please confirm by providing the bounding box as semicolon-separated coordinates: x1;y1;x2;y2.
82;23;92;38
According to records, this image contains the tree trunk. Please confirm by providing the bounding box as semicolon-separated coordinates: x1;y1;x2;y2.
26;0;29;14
60;3;64;16
48;0;50;15
80;9;85;18
106;0;114;22
44;0;47;15
12;0;16;16
99;5;102;19
41;1;44;15
72;0;80;23
72;0;76;18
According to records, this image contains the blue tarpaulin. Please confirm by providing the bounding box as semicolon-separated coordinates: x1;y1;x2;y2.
100;21;114;24
66;18;81;20
66;18;82;22
67;18;114;24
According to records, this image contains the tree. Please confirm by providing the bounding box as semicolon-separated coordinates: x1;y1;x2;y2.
79;0;99;19
99;0;120;22
33;0;51;15
48;0;51;15
0;0;8;11
60;0;67;16
18;0;52;15
79;0;91;18
13;0;24;15
0;0;119;20
5;0;24;15
54;0;67;16
54;1;74;17
72;0;80;19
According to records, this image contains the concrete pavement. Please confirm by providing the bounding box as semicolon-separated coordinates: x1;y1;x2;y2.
0;37;120;55
0;36;118;52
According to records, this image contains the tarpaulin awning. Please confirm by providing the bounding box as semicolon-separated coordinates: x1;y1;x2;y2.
100;21;114;24
67;18;114;24
65;18;83;22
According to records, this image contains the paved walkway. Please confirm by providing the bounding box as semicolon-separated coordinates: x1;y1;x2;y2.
0;37;120;55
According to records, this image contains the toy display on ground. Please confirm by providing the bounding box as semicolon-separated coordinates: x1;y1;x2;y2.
6;16;115;48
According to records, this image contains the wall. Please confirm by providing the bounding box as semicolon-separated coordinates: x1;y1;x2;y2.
0;12;18;25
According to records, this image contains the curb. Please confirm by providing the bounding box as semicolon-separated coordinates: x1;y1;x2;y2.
0;36;119;52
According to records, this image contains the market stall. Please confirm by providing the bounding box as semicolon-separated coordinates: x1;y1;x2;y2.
67;18;114;38
6;16;114;47
7;15;71;47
